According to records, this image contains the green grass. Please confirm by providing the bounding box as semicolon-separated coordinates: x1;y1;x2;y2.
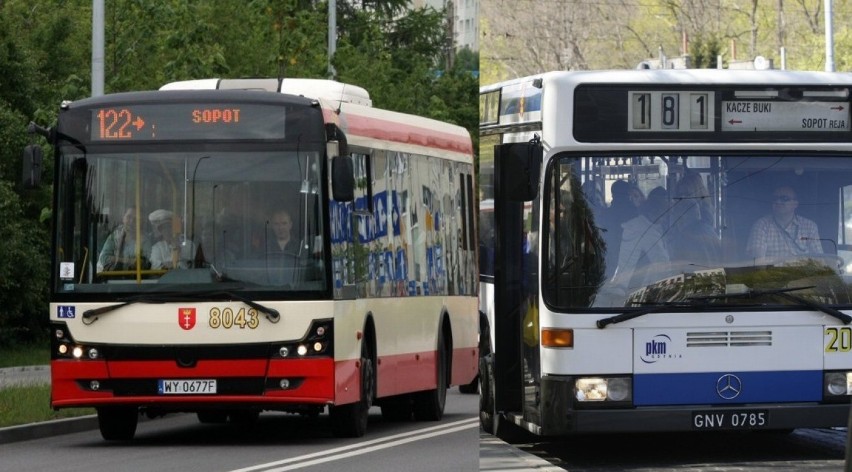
0;385;94;428
0;342;49;369
0;342;93;428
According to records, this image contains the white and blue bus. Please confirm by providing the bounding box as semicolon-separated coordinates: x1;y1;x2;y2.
479;69;852;438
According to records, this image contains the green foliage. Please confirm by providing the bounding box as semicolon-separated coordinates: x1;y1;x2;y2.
0;180;50;345
690;35;723;69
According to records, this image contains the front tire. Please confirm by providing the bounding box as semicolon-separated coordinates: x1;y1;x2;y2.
97;407;138;441
331;338;374;437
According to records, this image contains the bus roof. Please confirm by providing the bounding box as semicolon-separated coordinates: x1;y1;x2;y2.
481;69;852;92
161;78;373;107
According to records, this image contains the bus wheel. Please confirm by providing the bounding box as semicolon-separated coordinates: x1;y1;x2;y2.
331;339;374;437
97;406;138;441
413;331;447;421
197;411;228;424
479;353;495;434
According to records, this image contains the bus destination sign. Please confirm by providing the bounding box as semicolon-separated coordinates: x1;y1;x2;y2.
90;103;288;141
574;84;852;142
721;101;850;132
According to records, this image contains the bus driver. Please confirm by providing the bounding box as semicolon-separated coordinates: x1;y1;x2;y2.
746;185;823;263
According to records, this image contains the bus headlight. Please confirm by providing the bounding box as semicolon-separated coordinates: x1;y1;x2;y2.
575;377;632;403
271;319;333;359
606;378;632;402
825;372;852;396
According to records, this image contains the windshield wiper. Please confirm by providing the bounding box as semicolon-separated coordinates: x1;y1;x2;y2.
82;294;184;324
597;286;852;328
217;291;280;323
689;286;852;325
596;299;713;329
82;291;280;324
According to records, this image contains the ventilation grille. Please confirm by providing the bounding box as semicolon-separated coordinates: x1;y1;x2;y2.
686;330;772;347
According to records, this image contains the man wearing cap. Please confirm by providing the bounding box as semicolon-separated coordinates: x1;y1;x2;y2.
149;209;197;270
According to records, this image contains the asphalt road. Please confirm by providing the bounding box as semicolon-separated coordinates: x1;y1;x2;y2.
0;365;562;471
0;388;480;472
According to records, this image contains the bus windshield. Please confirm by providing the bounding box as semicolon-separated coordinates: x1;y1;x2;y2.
543;153;852;309
55;147;327;295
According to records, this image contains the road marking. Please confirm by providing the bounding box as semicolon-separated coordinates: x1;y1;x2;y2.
228;417;479;472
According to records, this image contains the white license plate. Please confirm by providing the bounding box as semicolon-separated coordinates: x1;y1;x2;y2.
158;379;217;395
692;410;768;429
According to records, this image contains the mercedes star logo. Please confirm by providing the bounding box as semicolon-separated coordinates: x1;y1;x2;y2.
716;374;742;400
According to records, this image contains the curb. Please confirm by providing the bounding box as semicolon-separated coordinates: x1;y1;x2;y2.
479;433;567;471
0;415;99;445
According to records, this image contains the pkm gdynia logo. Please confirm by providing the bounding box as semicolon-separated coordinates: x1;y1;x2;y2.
640;334;679;364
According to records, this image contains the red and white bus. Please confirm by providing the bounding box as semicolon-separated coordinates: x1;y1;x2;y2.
28;78;478;440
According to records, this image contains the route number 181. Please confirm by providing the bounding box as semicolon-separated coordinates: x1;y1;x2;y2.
630;91;713;132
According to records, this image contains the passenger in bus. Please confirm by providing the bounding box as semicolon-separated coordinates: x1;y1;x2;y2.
628;184;646;209
148;209;198;270
668;173;721;270
97;207;151;272
605;186;671;295
746;185;822;263
673;172;714;226
600;179;638;276
264;209;298;255
263;208;310;286
593;188;665;307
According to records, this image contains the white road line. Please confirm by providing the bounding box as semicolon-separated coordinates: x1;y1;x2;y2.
228;417;479;472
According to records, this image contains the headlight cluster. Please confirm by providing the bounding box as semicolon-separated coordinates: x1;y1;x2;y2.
574;377;632;404
275;319;333;359
52;324;102;360
824;371;852;398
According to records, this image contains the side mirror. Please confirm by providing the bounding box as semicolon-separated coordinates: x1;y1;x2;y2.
332;155;354;202
22;144;43;188
495;141;542;202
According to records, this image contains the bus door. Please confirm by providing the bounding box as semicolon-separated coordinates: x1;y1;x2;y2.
492;140;541;416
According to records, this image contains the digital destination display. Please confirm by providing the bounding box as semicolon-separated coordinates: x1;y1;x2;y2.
90;103;288;141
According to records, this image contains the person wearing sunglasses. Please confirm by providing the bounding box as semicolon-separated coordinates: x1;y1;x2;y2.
746;185;822;263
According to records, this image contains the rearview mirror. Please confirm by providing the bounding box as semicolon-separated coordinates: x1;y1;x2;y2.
332;155;354;202
22;144;43;188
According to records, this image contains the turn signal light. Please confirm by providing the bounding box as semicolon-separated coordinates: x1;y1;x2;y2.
541;328;574;348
